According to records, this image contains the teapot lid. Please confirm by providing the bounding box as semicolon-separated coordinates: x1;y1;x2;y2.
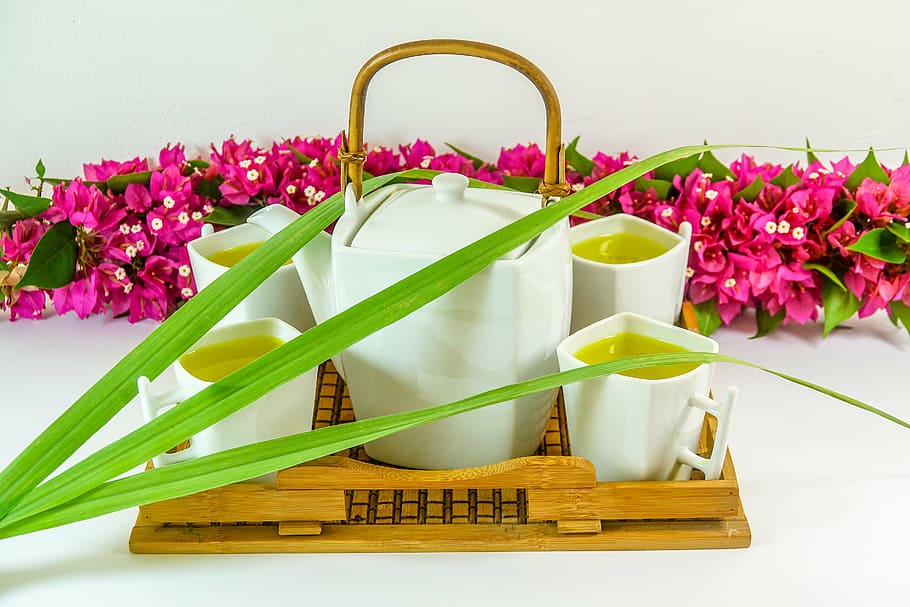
350;173;539;259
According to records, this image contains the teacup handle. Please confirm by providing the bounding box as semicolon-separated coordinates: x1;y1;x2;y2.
137;376;199;466
676;386;737;481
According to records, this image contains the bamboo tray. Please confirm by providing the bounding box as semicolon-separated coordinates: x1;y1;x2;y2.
130;360;750;554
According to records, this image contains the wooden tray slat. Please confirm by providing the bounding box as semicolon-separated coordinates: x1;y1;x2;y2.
130;513;751;554
278;455;596;490
135;484;346;525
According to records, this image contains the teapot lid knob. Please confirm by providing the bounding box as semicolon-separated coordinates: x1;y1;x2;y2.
432;172;469;204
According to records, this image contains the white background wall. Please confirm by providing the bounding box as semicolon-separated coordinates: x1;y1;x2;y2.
2;0;910;189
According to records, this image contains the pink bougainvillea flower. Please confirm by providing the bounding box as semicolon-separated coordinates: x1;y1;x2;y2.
44;180;127;234
83;156;149;182
161;245;196;302
103;216;156;263
428;153;475;175
574;152;641;219
8;288;48;320
853;178;898;224
52;273;104;319
158;144;187;170
772;262;821;324
472;163;503;186
676;171;735;239
363;145;401;176
123;183;154;213
1;218;47;262
650;202;685;232
398;139;437;170
690;234;728;275
210;138;278;205
285;134;343;166
857;271;910;318
497;143;546;178
729;155;783;189
843;254;886;300
0;264;48;320
618;188;662;222
887;164;910;216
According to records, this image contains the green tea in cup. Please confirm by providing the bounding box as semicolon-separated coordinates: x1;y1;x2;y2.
568;215;692;331
572;232;668;264
205;242;292;268
573;331;699;380
179;334;285;382
205;242;264;267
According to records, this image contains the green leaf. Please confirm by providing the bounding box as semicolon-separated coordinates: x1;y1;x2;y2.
844;148;890;190
889;300;910;339
289;147;313;165
0;145;713;524
734;174;765;202
195;178;223;200
0;188;51;217
565;136;596;177
653;153;699;182
106;171;153;194
803;262;846;291
845;228;907;263
806;138;820;165
770;164;801;188
571;209;603;221
692;300;722;336
501;175;541;193
34;159;46;179
903;150;909;166
0;259;9;272
633;177;673;199
823;199;857;236
886;221;910;243
751;305;785;339
2;348;907;539
16;222;77;289
444;142;487;171
186;159;210;169
697;150;735;182
822;278;861;337
205;205;258;226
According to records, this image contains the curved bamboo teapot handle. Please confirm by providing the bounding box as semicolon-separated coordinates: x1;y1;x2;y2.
338;39;569;203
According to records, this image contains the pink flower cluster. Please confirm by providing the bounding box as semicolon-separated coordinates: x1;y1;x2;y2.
1;148;205;321
614;158;910;325
2;136;909;333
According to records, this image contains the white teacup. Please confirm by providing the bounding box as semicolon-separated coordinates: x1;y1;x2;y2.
570;215;692;332
556;312;735;482
187;223;315;331
137;317;317;474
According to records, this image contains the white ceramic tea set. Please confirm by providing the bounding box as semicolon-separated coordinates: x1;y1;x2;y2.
138;39;736;483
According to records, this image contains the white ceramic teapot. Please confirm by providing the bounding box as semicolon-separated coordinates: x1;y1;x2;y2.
250;40;572;469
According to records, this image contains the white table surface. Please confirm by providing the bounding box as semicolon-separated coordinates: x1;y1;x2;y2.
0;309;908;606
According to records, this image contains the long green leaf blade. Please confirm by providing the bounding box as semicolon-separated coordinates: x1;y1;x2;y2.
4;142;887;525
0;146;710;523
0;171;407;520
0;350;905;539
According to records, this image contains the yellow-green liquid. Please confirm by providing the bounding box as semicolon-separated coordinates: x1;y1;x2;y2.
572;232;667;264
206;242;291;267
574;332;699;380
180;335;285;382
